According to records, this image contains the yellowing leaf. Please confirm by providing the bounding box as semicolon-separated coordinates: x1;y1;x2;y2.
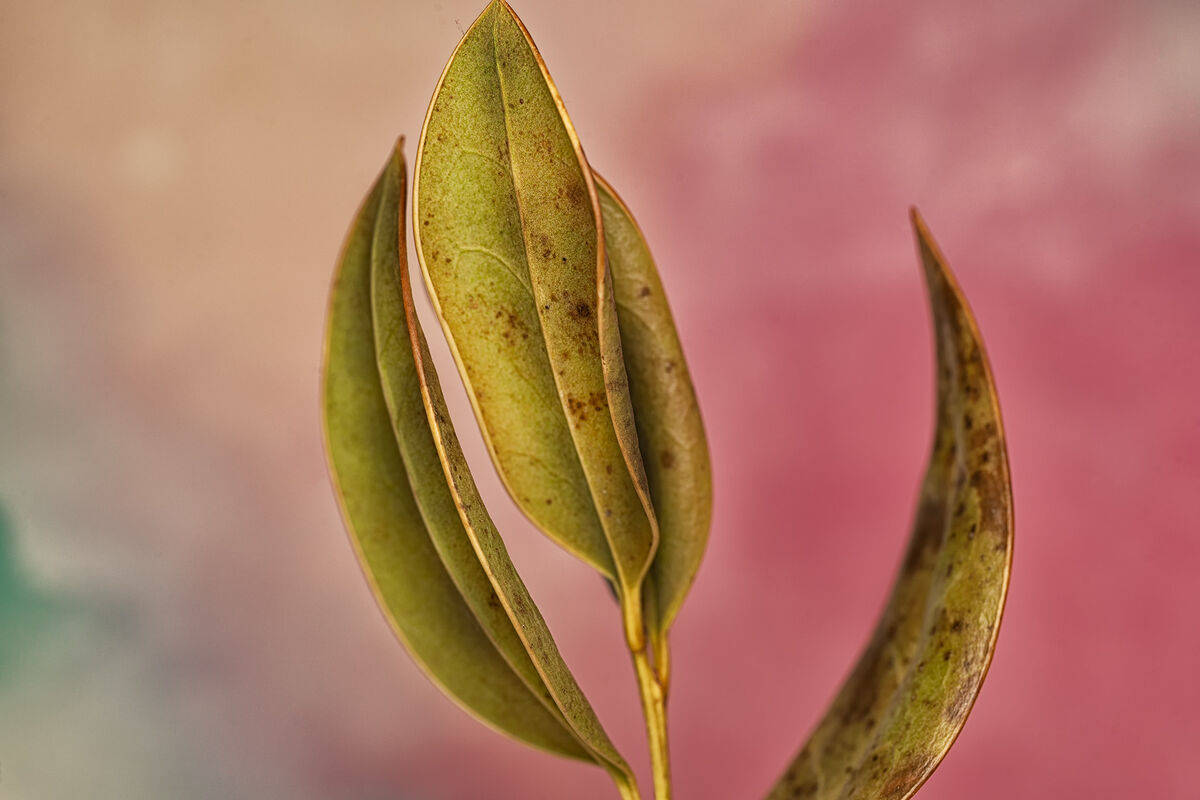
369;141;638;795
321;152;587;762
595;174;712;677
413;0;657;608
766;210;1014;800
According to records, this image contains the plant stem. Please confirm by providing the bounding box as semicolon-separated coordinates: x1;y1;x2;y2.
621;587;672;800
612;771;643;800
633;645;671;800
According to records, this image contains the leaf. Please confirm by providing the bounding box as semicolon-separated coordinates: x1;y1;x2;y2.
369;141;637;791
321;156;588;760
765;210;1014;800
595;173;713;673
412;0;657;608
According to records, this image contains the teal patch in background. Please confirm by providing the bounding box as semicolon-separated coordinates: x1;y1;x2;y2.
0;502;65;680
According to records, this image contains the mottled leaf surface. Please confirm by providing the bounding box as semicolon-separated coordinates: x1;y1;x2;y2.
596;174;712;659
766;210;1013;800
322;161;586;760
413;0;656;599
369;143;635;788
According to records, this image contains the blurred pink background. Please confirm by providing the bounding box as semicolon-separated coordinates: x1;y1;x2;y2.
1;0;1197;798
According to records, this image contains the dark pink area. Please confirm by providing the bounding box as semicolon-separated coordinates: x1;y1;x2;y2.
612;1;1200;798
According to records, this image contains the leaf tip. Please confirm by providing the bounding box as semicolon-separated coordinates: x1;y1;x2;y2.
908;205;935;255
908;206;951;291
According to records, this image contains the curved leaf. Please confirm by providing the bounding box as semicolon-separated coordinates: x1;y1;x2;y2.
369;141;637;792
321;158;587;760
766;210;1014;800
412;0;657;604
595;173;713;673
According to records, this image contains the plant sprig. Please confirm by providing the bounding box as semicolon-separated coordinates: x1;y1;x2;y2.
322;3;1012;798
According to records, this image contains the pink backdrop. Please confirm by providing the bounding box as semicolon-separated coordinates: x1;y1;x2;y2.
1;0;1196;798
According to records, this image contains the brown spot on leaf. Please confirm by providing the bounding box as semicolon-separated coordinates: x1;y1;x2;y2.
498;308;529;344
566;181;585;207
880;755;936;800
566;394;588;422
660;450;676;469
945;674;980;723
565;391;607;423
788;779;818;797
638;285;652;298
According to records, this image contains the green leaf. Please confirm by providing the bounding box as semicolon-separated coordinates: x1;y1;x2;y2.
595;174;713;675
369;141;637;792
321;155;588;761
412;0;657;608
765;210;1014;800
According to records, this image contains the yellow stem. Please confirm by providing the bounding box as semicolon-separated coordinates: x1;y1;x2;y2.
622;588;671;800
611;770;643;800
633;645;671;800
651;626;671;698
